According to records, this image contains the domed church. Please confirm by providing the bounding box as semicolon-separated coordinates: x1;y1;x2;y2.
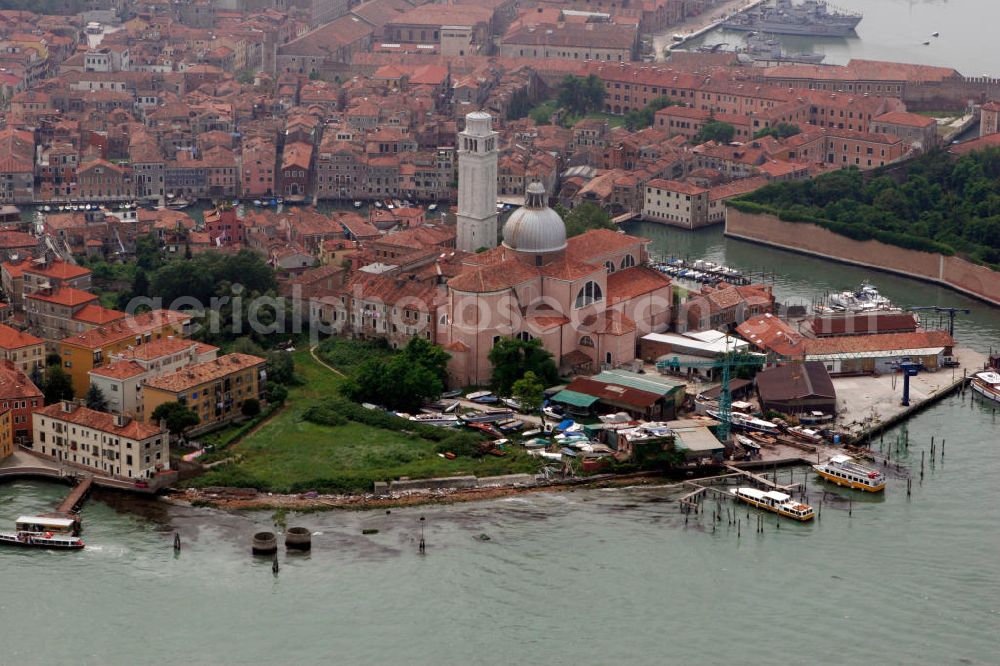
442;114;673;386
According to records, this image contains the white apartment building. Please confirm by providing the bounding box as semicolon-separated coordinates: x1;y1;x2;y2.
33;401;168;480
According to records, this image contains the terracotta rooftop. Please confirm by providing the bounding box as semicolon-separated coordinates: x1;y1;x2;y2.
36;402;162;440
0;323;43;350
88;359;146;380
607;266;671;305
804;330;955;356
448;257;539;293
72;304;127;326
874;111;936;128
23;259;90;281
566;228;648;263
60;310;191;350
0;361;43;400
144;353;266;393
25;287;98;308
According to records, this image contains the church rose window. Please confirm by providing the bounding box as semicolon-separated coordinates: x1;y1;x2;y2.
574;281;603;309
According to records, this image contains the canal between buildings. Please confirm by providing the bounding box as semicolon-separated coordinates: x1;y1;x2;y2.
1;225;998;665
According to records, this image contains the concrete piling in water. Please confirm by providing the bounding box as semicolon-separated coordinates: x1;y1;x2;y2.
272;553;279;574
285;527;312;551
173;532;181;552
252;531;278;555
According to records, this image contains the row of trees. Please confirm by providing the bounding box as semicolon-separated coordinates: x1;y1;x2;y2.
741;148;1000;266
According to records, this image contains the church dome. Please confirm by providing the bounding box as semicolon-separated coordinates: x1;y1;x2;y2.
502;182;567;255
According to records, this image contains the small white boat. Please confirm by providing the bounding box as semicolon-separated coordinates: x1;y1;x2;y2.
427;203;438;212
409;413;460;427
971;371;1000;403
465;390;492;401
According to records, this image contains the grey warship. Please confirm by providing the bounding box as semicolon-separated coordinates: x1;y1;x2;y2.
721;0;862;37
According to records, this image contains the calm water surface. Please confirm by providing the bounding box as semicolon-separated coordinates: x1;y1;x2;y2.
1;228;998;665
685;0;1000;76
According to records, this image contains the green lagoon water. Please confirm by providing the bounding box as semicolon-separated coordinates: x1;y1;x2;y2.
1;226;998;665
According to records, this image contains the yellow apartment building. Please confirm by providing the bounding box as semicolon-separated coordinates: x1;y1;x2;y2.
55;310;192;397
142;353;266;431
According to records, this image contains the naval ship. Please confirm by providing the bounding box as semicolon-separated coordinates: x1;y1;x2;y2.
721;0;862;37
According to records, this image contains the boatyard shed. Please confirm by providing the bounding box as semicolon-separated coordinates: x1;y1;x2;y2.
755;361;836;416
554;369;685;420
666;419;725;463
803;331;955;375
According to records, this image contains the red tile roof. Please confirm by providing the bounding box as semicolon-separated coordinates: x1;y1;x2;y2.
874;111;936;128
565;228;647;263
804;330;955;356
35;402;162;440
72;304;127;326
0;360;42;401
25;287;98;308
0;323;42;350
88;359;146;380
448;257;539;293
60;310;191;350
144;353;266;393
607;266;671;304
23;259;91;281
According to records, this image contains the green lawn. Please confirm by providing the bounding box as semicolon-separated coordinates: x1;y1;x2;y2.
191;343;540;494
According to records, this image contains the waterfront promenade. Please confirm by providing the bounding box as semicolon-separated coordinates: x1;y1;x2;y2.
653;0;766;56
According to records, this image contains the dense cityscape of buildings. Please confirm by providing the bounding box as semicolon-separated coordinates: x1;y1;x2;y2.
0;0;992;486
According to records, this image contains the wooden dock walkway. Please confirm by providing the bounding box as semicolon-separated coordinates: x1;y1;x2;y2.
55;477;93;515
723;464;802;492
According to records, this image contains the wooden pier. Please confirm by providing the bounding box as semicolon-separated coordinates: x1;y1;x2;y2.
55;477;93;516
723;464;802;492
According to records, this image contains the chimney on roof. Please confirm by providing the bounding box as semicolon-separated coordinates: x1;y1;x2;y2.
60;400;75;413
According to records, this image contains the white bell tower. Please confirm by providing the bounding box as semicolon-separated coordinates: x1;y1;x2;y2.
456;111;498;253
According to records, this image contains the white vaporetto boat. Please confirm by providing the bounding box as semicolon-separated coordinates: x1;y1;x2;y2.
730;487;814;521
813;454;885;492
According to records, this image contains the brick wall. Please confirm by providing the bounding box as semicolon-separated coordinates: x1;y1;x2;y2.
724;208;1000;306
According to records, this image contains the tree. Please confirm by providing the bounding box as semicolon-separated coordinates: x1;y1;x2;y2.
151;402;200;439
623;96;675;130
42;366;75;405
341;337;450;412
696;120;736;144
131;268;149;299
753;122;800;140
561;202;616;238
241;398;261;417
45;353;62;367
556;74;605;116
85;384;109;412
135;234;162;272
265;350;296;385
268;383;289;404
488;337;558;396
236;69;255;85
512;371;545;414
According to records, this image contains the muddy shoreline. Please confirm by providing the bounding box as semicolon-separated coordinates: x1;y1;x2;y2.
166;472;679;512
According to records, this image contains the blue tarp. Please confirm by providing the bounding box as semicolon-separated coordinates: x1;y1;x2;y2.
556;419;575;431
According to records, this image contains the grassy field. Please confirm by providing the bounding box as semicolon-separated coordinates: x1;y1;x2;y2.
191;343;540;493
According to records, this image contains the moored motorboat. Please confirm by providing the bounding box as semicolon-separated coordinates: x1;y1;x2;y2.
813;454;885;492
970;371;1000;403
730;487;814;521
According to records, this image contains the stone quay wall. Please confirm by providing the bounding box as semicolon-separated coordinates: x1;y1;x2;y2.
724;208;1000;306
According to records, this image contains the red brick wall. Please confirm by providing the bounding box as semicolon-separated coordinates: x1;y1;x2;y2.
725;208;1000;306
